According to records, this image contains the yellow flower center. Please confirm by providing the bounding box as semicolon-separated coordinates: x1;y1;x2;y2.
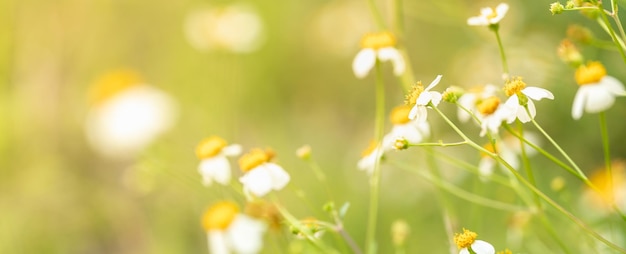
202;201;239;230
89;69;142;105
504;77;527;97
390;105;412;124
589;160;626;205
575;61;607;86
196;136;228;159
477;96;500;115
239;148;273;172
405;82;425;105
480;143;496;158
360;32;397;50
454;228;478;249
361;140;378;157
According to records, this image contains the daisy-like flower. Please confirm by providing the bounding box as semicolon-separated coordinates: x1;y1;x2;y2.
357;140;384;175
184;4;264;53
85;69;177;158
581;160;626;213
454;228;495;254
503;77;554;123
476;96;515;137
202;201;267;254
382;105;430;150
352;31;405;78
406;75;443;122
457;84;498;123
238;148;290;197
571;61;626;119
467;3;509;27
196;136;242;186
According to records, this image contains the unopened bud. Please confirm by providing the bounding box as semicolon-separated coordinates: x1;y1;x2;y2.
550;2;565;15
550;177;566;192
296;145;312;160
567;24;593;44
393;138;409;150
391;220;410;246
557;39;583;67
442;86;465;103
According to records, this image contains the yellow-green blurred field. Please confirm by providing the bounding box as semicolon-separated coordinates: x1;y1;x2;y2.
2;0;626;253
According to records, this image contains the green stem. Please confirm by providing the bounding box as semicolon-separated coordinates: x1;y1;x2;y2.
493;26;509;78
529;118;588;181
597;4;626;64
520;111;541;209
610;0;626;43
365;61;386;254
392;161;526;212
409;140;467;147
392;0;404;36
367;0;386;30
599;112;614;203
273;200;338;253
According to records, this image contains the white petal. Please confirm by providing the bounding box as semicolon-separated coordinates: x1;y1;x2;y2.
601;76;626;95
516;100;535;123
208;231;230;254
352;49;376;79
227;215;267;254
571;87;587;120
264;163;290;191
425;75;443;91
240;167;273;197
457;94;476;122
467;16;488;26
480;7;495;17
584;85;616;113
199;156;232;186
416;92;433;105
492;3;509;23
222;144;242;157
377;47;405;76
415;106;428;122
471;240;496;254
429;91;443;106
408;105;419;120
459;248;471;254
522;87;554;101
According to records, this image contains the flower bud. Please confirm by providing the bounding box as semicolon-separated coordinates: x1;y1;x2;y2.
557;39;583;67
550;2;565;15
442;86;465;103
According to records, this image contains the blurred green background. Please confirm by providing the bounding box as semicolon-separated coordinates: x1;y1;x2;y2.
2;0;626;253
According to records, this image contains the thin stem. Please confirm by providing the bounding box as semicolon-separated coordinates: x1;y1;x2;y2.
599;112;614;203
273;200;338;253
330;209;363;254
529;118;588;181
609;0;626;43
367;0;386;30
365;61;386;254
520;111;541;209
493;27;509;78
432;107;626;252
392;0;404;36
392;161;526;212
597;4;626;63
409;140;467;147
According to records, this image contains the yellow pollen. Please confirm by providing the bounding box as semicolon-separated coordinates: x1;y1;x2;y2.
196;136;228;159
481;143;497;158
89;69;142;105
202;201;239;230
239;148;273;172
575;61;607;86
360;31;397;50
405;82;425;105
361;140;378;157
477;96;500;115
504;77;527;97
454;228;478;249
390;105;412;124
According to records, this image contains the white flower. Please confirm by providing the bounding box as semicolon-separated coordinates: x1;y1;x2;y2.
467;3;509;26
203;202;267;254
196;136;242;186
357;141;384;175
85;70;176;159
238;149;290;197
475;96;515;137
185;4;264;53
352;32;405;78
571;62;626;119
383;105;430;150
457;84;498;123
454;229;495;254
407;75;443;122
459;240;495;254
503;78;554;123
